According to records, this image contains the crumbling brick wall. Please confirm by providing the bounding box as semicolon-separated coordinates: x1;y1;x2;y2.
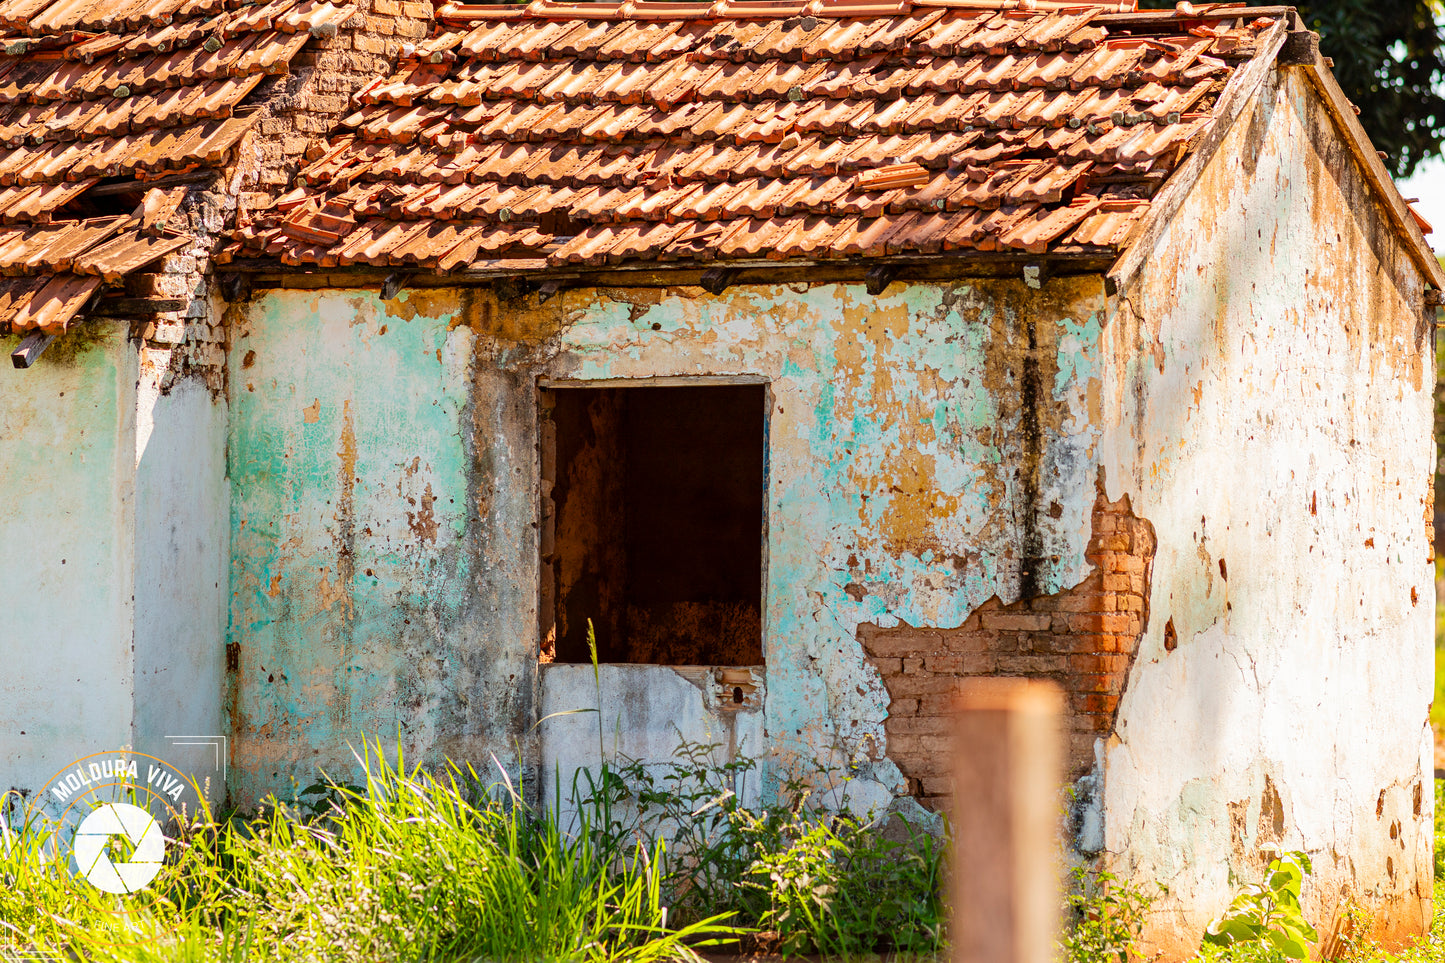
127;191;231;393
238;0;434;199
860;488;1156;808
123;0;434;395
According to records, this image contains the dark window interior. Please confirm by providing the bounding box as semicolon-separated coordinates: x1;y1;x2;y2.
541;383;766;666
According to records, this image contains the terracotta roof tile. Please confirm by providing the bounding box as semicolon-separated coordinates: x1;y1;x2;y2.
267;2;1282;270
14;216;119;269
4;271;98;332
0;0;349;333
0;272;44;320
0;178;91;221
1066;197;1146;246
72;228;189;281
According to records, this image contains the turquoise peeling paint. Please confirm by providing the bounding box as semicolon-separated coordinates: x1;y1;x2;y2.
554;279;1107;790
228;291;487;804
230;279;1106;805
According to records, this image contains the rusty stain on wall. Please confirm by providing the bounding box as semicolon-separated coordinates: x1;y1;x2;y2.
1096;67;1434;955
229;275;1108;814
227;291;536;804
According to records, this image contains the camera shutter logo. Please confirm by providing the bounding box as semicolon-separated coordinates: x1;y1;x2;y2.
16;749;205;948
22;751;196;904
71;802;165;894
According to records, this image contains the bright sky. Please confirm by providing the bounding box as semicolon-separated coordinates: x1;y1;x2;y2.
1401;157;1445;254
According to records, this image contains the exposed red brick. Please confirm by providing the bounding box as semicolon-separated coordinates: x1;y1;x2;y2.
859;487;1157;809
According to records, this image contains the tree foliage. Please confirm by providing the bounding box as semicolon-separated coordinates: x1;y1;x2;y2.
1303;0;1445;177
1143;0;1444;177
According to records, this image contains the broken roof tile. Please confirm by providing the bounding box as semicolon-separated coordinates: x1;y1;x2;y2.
267;3;1285;271
1067;197;1146;246
0;0;348;331
72;228;190;281
6;271;98;333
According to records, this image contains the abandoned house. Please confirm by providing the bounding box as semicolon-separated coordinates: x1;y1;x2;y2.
1;0;1441;951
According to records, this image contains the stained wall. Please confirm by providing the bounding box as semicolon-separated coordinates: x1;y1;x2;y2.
226;291;538;805
0;331;230;809
228;278;1108;809
1100;68;1435;953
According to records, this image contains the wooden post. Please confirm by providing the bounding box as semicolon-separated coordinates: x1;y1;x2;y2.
952;677;1064;963
11;332;55;369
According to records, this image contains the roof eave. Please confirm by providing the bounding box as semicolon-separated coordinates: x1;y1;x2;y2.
225;249;1120;291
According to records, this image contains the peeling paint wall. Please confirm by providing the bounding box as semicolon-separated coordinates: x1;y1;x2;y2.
231;278;1107;810
859;483;1157;804
540;279;1107;805
1102;68;1434;953
0;328;138;802
226;292;537;806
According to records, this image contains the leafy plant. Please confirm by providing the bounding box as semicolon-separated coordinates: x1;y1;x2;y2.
1435;778;1445;882
578;736;763;926
1319;898;1375;963
1061;866;1163;963
737;801;944;958
573;735;946;958
1202;850;1319;961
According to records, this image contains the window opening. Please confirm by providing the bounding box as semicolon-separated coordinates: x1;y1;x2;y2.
539;382;766;666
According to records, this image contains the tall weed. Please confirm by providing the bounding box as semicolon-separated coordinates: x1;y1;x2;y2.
737;802;944;957
1061;866;1162;963
0;744;734;963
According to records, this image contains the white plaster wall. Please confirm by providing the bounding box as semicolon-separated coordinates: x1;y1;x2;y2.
539;663;765;823
133;372;229;806
1102;68;1434;951
0;328;138;807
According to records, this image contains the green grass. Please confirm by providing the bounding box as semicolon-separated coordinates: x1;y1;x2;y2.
0;745;736;963
1432;559;1445;732
1;628;948;962
0;740;947;962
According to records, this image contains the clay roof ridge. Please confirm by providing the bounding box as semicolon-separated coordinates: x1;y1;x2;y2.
436;0;1139;22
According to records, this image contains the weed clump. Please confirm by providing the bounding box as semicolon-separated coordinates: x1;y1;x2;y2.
1061;866;1162;963
577;739;947;958
0;744;732;963
0;737;948;962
